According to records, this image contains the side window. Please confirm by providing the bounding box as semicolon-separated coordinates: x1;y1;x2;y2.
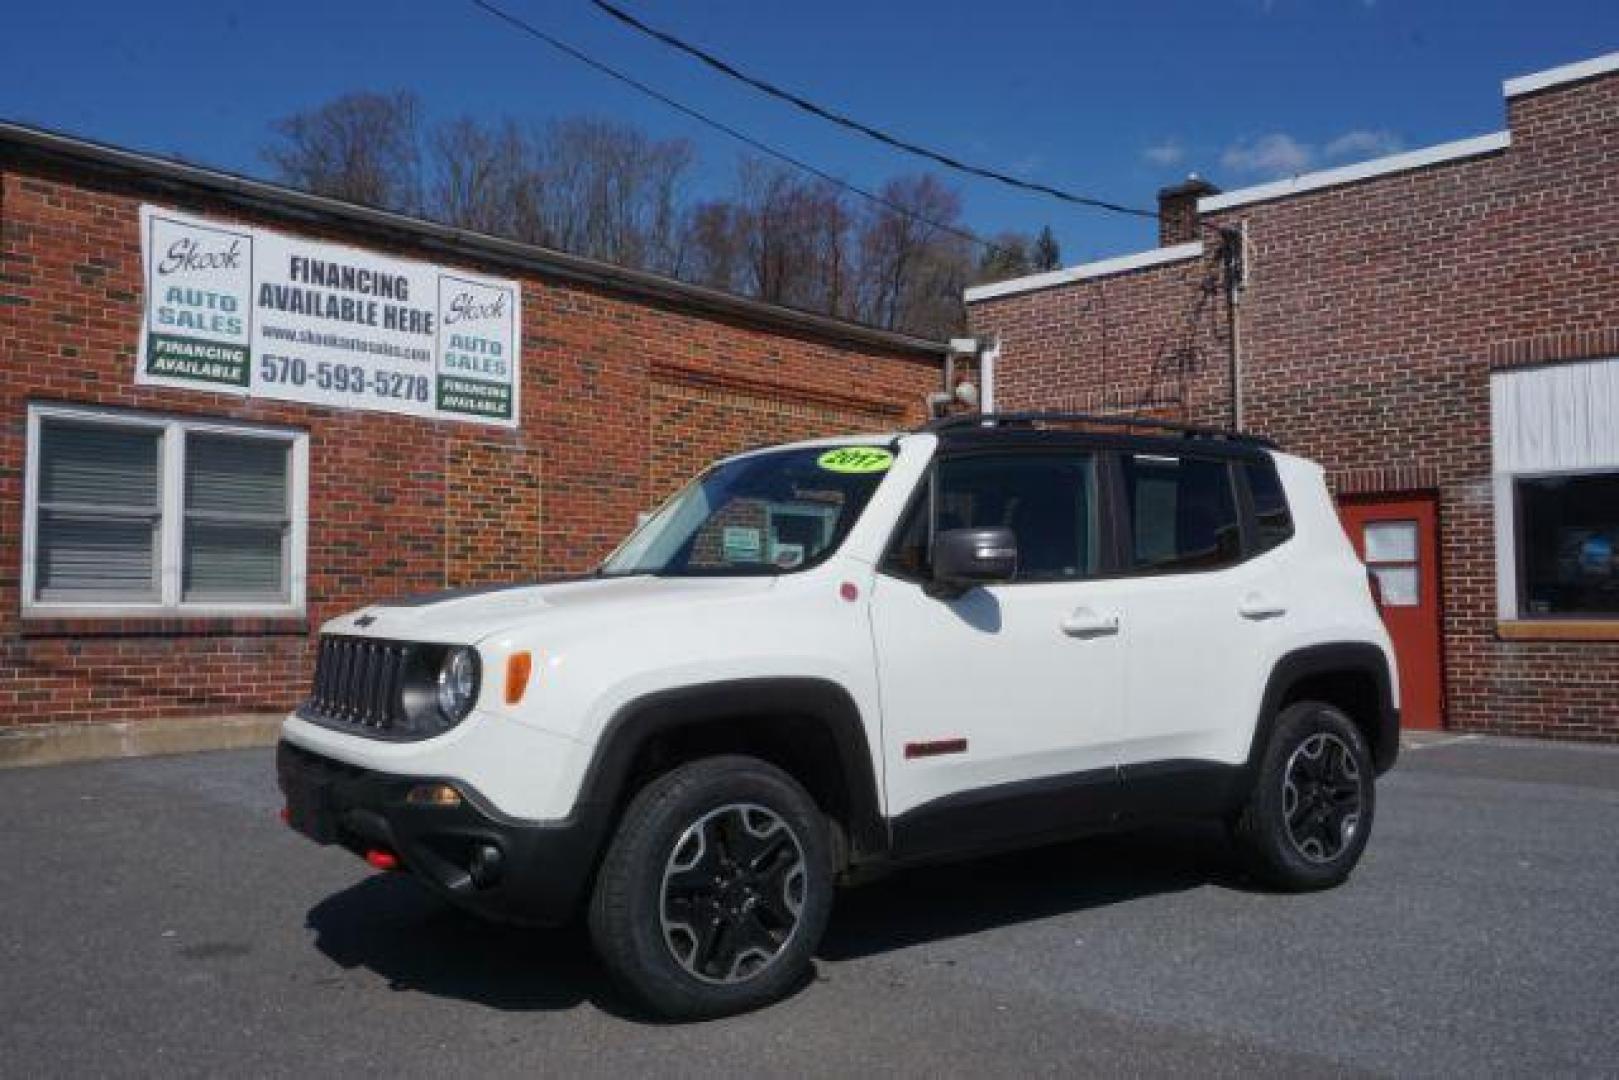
882;484;933;580
1122;454;1242;572
1245;458;1295;552
884;453;1100;582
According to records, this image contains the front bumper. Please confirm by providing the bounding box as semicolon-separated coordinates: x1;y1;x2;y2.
276;741;601;926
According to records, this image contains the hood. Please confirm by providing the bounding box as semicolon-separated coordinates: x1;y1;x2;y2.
325;574;779;643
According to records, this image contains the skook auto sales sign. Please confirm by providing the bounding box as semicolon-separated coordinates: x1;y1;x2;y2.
138;205;521;426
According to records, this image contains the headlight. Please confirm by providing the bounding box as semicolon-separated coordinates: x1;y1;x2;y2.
435;646;480;723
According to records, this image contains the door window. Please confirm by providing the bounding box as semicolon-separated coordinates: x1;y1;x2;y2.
1363;520;1421;607
883;453;1101;583
1121;454;1242;572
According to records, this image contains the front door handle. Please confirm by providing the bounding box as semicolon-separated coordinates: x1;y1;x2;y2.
1062;606;1120;638
1238;592;1288;620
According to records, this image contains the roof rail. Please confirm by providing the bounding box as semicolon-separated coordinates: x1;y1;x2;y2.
921;411;1277;449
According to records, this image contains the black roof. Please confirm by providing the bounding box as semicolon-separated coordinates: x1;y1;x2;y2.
921;411;1278;454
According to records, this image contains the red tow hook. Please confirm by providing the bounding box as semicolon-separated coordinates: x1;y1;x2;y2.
278;806;291;824
364;849;400;871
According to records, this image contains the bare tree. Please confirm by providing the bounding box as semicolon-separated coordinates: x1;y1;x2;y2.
685;199;748;293
724;160;856;315
427;117;539;239
264;94;978;336
534;118;694;275
857;174;970;337
263;91;424;213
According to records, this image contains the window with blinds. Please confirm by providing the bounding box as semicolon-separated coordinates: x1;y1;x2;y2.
26;407;304;614
183;435;290;602
36;423;162;601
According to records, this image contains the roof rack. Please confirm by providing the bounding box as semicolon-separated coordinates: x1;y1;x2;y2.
921;411;1277;449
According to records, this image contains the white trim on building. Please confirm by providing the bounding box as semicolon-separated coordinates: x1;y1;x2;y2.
1197;133;1511;214
1504;51;1619;99
963;242;1204;304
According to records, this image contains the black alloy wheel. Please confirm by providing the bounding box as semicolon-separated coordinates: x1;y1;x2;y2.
1232;701;1376;891
1281;731;1364;863
659;803;807;984
589;755;833;1019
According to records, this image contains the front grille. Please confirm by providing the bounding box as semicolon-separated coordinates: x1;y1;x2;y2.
304;636;411;734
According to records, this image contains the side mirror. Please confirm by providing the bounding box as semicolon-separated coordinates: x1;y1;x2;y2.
928;526;1018;599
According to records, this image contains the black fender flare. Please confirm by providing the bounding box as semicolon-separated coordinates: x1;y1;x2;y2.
572;677;889;863
1247;642;1400;776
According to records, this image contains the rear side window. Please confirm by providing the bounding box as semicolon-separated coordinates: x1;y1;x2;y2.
1122;454;1242;572
1245;459;1295;552
882;452;1101;582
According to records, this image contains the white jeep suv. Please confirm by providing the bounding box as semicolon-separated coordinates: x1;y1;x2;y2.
278;413;1399;1018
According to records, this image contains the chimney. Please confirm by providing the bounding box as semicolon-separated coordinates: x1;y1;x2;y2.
1156;175;1220;246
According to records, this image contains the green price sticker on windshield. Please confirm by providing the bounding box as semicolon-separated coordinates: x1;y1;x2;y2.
817;447;894;474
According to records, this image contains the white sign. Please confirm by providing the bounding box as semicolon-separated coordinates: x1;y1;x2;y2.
721;526;763;562
137;205;520;426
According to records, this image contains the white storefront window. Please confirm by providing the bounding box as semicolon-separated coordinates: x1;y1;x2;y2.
1491;359;1619;620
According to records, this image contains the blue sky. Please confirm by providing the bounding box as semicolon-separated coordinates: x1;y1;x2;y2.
3;0;1613;264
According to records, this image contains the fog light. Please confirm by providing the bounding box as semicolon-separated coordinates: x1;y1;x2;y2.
406;783;463;808
469;843;504;888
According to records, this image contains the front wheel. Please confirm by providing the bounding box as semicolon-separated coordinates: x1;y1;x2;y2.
588;755;834;1019
1232;701;1375;891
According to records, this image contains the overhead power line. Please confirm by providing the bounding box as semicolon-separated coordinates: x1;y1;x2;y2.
586;0;1159;222
468;0;1008;256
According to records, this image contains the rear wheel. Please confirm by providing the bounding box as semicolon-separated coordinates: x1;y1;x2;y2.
588;755;833;1019
1232;701;1375;891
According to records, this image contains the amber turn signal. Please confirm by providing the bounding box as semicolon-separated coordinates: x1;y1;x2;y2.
505;651;533;705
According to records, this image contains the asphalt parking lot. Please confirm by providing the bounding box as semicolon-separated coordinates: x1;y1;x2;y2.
2;735;1616;1078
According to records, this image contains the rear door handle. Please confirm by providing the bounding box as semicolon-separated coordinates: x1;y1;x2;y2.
1062;606;1120;638
1238;592;1288;620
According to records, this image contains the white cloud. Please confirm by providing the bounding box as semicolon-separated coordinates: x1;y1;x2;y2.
1143;138;1186;167
1219;127;1406;180
1323;129;1404;161
1220;133;1314;178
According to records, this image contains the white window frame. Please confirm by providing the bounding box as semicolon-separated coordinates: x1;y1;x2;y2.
1495;465;1619;621
22;403;309;619
1491;359;1619;621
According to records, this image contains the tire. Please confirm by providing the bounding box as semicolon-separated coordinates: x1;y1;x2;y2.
1232;701;1376;892
588;755;834;1020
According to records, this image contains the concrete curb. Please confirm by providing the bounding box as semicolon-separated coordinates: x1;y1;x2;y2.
0;715;283;769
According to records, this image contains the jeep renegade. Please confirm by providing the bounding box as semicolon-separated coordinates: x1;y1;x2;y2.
278;412;1399;1019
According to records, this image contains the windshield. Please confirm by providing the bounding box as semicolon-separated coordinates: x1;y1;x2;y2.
601;444;896;576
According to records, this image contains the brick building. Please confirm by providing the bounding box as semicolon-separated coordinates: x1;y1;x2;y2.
0;123;946;749
968;53;1619;742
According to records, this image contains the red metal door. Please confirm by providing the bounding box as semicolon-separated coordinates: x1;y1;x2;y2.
1338;496;1444;730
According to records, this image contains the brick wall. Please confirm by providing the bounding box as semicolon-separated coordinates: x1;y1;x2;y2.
970;70;1619;742
0;157;939;728
982;252;1230;425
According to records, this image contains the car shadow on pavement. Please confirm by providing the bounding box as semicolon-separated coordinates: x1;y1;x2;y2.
820;821;1247;961
305;873;608;1012
304;821;1248;1016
